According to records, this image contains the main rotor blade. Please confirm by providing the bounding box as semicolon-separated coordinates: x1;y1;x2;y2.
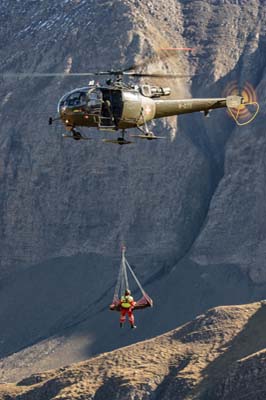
1;66;195;79
0;70;135;78
124;72;193;78
1;47;196;79
0;72;98;78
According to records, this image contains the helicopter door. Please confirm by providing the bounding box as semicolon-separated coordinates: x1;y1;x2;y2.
88;89;102;115
100;89;123;128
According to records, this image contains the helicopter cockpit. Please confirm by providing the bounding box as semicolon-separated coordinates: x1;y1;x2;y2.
58;89;86;110
58;87;102;115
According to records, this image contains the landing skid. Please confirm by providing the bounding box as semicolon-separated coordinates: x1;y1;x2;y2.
61;126;164;144
103;137;133;145
62;134;90;141
62;129;90;141
131;124;166;140
130;133;166;140
103;130;133;145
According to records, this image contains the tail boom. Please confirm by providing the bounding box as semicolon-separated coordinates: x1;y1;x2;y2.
154;96;244;118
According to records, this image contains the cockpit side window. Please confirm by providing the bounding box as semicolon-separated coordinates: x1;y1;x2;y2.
87;89;102;113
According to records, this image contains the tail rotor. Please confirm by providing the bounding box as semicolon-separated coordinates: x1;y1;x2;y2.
224;81;259;126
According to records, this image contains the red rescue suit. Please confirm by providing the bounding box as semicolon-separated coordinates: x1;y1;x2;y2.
120;294;136;325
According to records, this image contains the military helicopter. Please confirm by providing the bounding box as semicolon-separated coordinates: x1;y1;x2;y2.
52;67;259;144
3;59;258;145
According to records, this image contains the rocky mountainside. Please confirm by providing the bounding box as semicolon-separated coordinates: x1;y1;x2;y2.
1;302;266;400
1;0;266;382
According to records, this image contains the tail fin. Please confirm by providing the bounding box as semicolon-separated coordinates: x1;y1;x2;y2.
226;95;259;126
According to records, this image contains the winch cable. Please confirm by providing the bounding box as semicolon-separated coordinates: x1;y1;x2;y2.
121;247;129;295
113;246;129;302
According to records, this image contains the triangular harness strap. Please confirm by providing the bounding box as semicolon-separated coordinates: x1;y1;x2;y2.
125;258;153;308
124;258;145;297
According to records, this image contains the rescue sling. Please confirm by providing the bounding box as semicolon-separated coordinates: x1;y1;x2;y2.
109;246;153;312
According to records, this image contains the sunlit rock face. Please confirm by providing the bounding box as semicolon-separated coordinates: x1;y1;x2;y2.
0;0;266;382
1;302;266;399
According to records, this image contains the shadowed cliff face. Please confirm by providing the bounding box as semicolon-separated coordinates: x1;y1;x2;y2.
0;0;266;382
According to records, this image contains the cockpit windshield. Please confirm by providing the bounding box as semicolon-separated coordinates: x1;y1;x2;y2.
59;90;87;109
58;87;102;114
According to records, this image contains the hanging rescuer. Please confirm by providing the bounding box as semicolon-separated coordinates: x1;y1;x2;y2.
120;289;136;328
109;246;153;328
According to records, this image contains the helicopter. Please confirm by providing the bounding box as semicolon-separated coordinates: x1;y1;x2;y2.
50;68;257;144
3;61;258;145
